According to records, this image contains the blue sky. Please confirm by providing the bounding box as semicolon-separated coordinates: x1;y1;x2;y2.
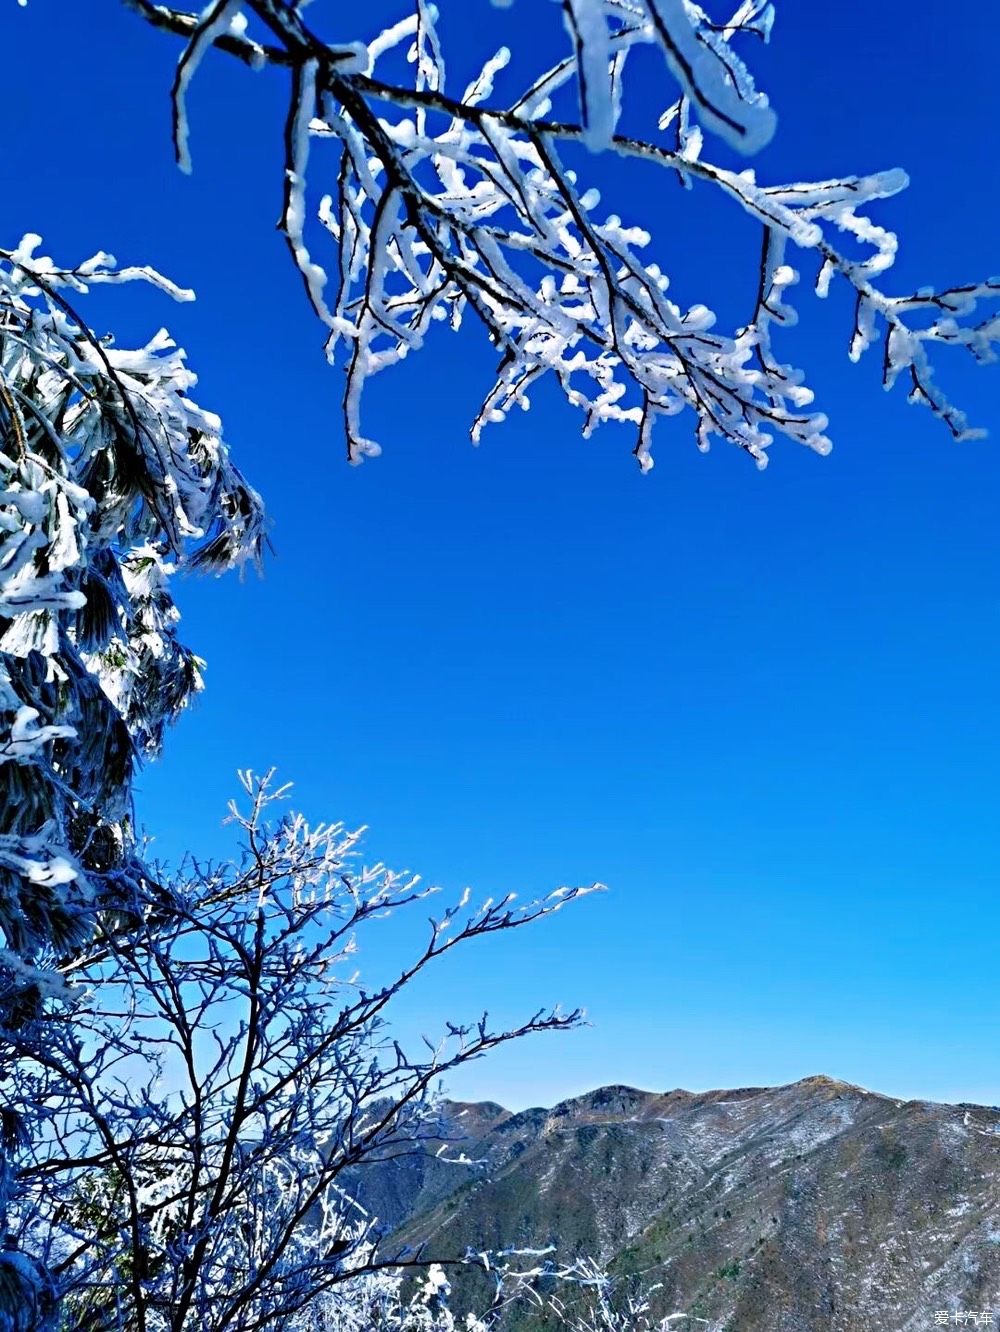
7;2;1000;1109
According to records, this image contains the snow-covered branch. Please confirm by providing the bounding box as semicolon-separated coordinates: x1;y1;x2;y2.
128;0;997;469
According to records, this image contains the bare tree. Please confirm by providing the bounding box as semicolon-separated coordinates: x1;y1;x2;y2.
126;0;998;470
4;772;599;1332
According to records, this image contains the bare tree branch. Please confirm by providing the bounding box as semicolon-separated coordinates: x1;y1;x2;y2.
3;772;600;1331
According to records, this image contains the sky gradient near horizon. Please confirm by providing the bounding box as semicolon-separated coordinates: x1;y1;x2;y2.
6;2;1000;1110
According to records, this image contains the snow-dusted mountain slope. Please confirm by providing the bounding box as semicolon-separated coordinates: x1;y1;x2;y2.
352;1076;1000;1331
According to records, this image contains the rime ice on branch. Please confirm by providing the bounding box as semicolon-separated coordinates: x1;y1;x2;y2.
0;237;264;988
8;772;599;1332
130;0;998;470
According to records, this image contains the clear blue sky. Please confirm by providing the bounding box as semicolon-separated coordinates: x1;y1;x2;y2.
7;2;1000;1109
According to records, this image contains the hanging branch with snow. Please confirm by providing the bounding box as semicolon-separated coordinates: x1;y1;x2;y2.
0;237;264;996
127;0;998;472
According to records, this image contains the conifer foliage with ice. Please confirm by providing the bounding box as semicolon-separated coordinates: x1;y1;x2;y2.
0;238;263;991
130;0;998;471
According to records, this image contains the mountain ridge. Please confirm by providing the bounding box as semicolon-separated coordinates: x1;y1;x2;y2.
354;1075;1000;1331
